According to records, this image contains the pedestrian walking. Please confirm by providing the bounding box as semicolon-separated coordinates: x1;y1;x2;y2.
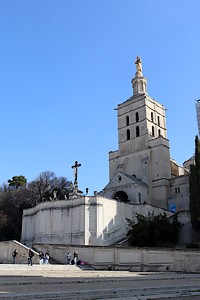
39;252;44;265
28;249;34;266
67;251;71;264
12;249;18;264
73;251;78;265
44;251;50;264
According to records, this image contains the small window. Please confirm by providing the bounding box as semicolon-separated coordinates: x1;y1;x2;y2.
127;129;130;140
117;175;122;182
138;192;141;204
126;116;129;126
152;126;155;137
151;112;154;122
157;116;160;126
136;112;139;122
136;126;140;137
158;129;161;136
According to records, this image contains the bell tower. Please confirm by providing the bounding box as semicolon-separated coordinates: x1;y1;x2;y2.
108;56;171;208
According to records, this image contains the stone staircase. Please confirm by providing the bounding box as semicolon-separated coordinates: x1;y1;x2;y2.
48;258;94;270
1;264;200;299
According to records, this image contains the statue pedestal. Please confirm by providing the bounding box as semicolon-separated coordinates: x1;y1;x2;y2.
135;71;142;77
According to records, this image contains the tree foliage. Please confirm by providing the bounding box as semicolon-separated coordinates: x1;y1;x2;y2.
28;171;71;204
8;175;27;189
0;185;33;241
0;171;71;241
0;210;15;241
126;212;182;247
190;135;200;234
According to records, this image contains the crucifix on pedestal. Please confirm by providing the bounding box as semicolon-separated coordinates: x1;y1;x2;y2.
71;160;81;192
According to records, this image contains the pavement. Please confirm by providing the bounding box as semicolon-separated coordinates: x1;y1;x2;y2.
0;264;200;299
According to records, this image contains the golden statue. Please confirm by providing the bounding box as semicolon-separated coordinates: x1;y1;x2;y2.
135;56;142;73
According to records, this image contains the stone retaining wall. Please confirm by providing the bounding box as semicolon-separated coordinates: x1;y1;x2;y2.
1;241;200;273
0;240;39;265
34;243;200;273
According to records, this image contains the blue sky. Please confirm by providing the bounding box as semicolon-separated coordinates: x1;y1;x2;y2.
0;0;199;194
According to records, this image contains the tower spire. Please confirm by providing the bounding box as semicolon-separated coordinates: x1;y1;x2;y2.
131;56;147;96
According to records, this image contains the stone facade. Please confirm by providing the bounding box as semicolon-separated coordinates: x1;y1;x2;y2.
168;174;190;212
21;195;172;247
196;99;200;136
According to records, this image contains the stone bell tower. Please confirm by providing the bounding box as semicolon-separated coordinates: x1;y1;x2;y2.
106;56;171;208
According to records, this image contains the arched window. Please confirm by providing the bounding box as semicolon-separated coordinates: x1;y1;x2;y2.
136;112;139;122
126;116;129;126
151;112;154;122
152;126;155;137
127;129;130;140
136;126;140;137
157;116;160;126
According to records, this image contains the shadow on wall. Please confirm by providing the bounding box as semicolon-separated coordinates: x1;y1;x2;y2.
177;211;200;246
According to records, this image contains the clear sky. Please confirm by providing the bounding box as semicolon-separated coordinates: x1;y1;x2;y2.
0;0;199;194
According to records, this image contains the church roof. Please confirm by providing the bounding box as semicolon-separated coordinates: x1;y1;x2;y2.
123;172;144;183
183;155;195;163
102;171;147;192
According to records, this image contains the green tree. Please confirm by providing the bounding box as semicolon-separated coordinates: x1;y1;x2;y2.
0;184;33;241
0;195;21;241
8;175;27;189
190;135;200;234
0;171;70;241
126;212;182;247
0;211;14;241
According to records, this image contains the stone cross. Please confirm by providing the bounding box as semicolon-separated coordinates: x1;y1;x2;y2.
71;161;81;189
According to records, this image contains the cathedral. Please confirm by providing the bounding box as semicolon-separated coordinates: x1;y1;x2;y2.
101;56;190;212
21;57;191;247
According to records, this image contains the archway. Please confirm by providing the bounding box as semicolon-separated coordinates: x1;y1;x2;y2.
113;191;129;203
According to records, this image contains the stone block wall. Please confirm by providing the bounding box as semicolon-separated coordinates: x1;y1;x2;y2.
34;243;200;273
21;196;173;247
1;241;200;273
0;240;39;264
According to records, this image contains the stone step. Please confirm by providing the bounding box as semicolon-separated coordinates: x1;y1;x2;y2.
1;284;200;299
0;263;82;272
0;263;94;272
1;264;200;300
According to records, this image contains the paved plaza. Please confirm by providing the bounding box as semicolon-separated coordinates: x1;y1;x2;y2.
0;264;200;299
